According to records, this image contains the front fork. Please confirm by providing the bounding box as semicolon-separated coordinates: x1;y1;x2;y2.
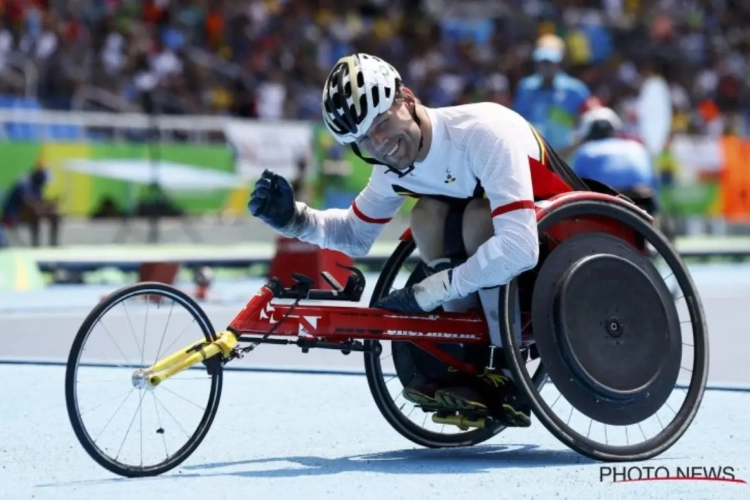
131;283;276;389
131;331;239;389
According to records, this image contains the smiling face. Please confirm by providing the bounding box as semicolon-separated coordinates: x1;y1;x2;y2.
354;90;422;170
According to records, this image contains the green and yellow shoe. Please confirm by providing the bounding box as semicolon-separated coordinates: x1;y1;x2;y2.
436;371;532;427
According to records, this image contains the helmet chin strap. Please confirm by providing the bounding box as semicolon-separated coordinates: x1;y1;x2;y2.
350;98;424;178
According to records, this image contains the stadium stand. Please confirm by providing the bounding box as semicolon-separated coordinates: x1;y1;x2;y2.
0;0;747;136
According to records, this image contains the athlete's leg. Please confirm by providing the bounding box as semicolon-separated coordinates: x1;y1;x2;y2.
460;198;494;255
409;197;450;263
409;197;480;312
402;197;478;408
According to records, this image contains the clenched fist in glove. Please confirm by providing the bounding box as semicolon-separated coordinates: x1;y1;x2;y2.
247;169;297;231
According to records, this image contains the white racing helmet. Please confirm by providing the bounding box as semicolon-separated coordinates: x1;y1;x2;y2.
576;106;623;142
321;53;402;145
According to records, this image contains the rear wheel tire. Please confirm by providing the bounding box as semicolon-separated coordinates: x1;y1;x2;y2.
501;200;708;462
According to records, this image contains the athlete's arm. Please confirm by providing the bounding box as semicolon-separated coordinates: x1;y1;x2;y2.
449;123;540;298
281;170;405;257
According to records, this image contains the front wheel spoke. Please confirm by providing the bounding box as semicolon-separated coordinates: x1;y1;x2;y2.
80;388;133;417
153;394;193;440
93;388;135;443
115;389;147;461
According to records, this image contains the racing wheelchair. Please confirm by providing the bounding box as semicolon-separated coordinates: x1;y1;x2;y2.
64;189;709;478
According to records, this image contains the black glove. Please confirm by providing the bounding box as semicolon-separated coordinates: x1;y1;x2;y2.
373;286;426;313
248;169;296;231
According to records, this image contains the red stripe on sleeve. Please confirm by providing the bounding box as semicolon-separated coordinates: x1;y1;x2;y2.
491;200;536;217
352;201;393;224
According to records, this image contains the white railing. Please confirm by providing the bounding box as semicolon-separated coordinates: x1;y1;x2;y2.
0;108;228;130
0;107;232;143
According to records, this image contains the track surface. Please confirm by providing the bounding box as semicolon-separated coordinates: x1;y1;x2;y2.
1;265;749;499
1;366;748;500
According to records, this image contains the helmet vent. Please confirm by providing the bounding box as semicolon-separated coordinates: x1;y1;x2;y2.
370;86;380;108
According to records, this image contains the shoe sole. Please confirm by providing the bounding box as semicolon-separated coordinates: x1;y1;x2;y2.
497;404;532;428
403;389;439;407
434;390;488;412
403;389;473;413
435;391;532;428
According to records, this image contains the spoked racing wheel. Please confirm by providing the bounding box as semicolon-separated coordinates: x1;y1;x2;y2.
65;283;224;477
500;198;709;462
364;237;548;448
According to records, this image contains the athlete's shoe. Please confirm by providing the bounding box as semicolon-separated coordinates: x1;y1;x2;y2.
435;371;532;427
402;379;443;407
403;378;480;410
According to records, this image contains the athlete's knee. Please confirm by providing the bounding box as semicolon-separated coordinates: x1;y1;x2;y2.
410;197;451;263
461;198;493;256
410;197;450;226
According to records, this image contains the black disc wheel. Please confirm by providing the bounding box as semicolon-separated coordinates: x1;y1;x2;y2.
500;199;709;462
65;282;224;477
364;238;547;447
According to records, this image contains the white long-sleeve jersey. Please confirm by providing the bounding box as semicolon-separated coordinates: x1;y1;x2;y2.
281;102;567;298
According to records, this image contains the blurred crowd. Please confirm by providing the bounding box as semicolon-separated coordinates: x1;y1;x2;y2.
1;0;750;137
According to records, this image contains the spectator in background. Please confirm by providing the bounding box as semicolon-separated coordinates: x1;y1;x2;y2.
571;106;659;214
0;164;60;247
513;34;592;158
0;19;13;74
3;0;750;141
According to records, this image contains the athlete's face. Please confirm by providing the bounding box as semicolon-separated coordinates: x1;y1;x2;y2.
355;95;421;170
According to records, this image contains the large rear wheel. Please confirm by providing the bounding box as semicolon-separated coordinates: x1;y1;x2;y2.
501;200;708;462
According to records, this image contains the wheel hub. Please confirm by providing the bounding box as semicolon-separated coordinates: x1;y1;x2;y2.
131;368;157;390
606;318;623;338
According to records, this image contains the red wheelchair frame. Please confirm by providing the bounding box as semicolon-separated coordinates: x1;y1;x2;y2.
226;191;652;375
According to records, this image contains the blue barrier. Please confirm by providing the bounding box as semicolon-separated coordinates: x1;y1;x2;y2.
0;94;86;141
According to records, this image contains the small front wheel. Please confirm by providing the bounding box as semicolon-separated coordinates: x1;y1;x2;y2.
65;282;224;477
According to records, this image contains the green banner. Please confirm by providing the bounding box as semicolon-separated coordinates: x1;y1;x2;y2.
661;182;721;216
0;141;241;217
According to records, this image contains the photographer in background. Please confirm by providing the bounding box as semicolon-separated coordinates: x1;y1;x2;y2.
1;164;60;247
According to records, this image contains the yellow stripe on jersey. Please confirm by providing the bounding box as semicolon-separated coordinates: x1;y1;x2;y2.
528;125;548;166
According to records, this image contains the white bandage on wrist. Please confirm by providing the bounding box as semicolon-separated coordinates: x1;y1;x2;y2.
413;269;455;311
413;258;464;311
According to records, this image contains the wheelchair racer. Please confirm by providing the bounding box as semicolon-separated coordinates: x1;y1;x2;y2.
248;53;590;427
571;106;660;216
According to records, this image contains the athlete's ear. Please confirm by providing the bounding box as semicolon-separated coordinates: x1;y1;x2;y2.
397;86;420;114
399;86;416;100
